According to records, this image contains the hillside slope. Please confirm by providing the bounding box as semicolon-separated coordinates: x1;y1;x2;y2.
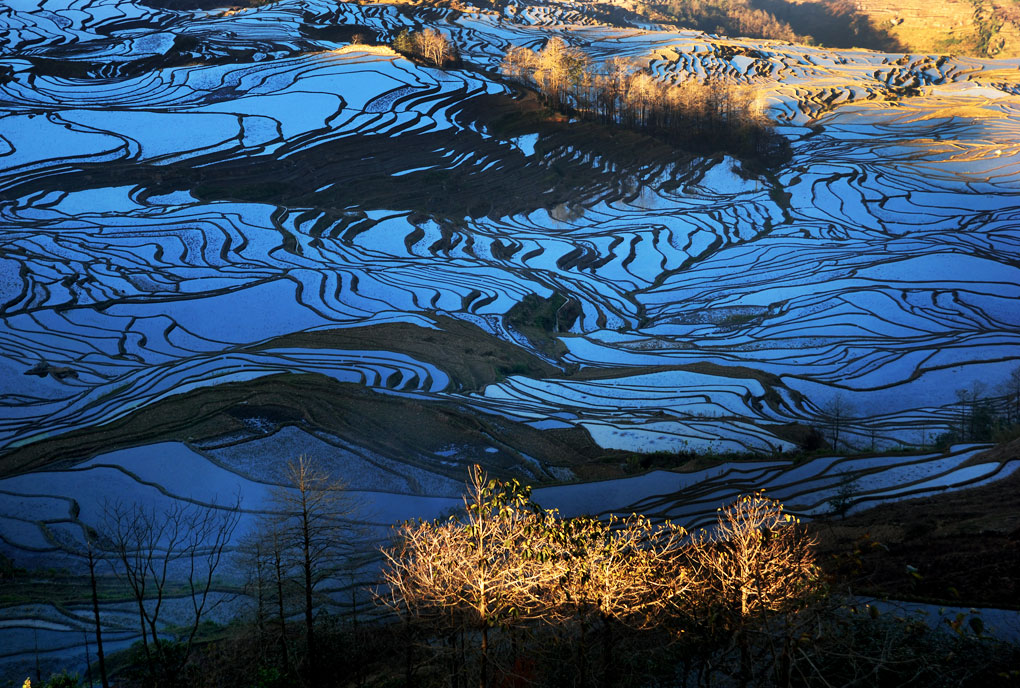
761;0;1020;56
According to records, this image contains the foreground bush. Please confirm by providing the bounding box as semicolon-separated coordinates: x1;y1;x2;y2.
379;467;819;687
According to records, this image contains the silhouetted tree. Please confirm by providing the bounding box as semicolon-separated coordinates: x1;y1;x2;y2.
102;497;240;685
822;393;854;451
260;456;356;681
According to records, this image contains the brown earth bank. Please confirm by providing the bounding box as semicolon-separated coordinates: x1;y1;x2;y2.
252;315;562;391
0;371;622;481
813;451;1020;609
1;312;815;481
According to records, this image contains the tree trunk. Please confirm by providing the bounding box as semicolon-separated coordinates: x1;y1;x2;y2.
404;626;414;688
275;552;291;674
135;597;153;677
600;616;614;688
479;625;488;688
87;548;110;688
738;629;752;688
83;630;93;688
301;504;316;678
577;619;587;688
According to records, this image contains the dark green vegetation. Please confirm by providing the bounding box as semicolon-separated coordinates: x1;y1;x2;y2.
505;292;582;357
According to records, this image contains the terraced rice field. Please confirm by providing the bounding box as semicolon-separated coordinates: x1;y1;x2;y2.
1;0;1019;678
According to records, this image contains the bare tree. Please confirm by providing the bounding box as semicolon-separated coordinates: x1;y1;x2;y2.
416;28;452;67
382;466;699;688
102;497;240;685
696;492;817;616
261;456;356;681
50;525;111;688
381;472;828;688
822;393;854;451
500;46;775;156
547;513;692;687
381;465;555;688
393;28;453;67
237;520;295;676
954;382;988;441
690;492;818;686
1001;366;1020;425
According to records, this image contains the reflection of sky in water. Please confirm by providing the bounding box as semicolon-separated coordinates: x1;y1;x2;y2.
0;0;1018;461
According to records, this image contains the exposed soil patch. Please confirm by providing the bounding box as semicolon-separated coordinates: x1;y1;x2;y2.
966;436;1020;465
253;315;560;390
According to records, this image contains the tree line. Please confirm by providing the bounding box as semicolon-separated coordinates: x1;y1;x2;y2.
810;363;1020;456
938;365;1020;447
502;39;782;160
392;29;457;68
23;458;1020;687
33;457;354;688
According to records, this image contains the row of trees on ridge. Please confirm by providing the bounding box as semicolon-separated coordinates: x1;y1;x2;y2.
392;29;457;67
502;39;781;158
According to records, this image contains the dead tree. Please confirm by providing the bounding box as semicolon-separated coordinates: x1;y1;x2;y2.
50;525;111;688
102;497;240;685
259;456;356;682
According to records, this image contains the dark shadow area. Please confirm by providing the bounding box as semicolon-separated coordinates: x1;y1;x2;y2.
814;459;1020;609
754;0;907;52
2;90;781;223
